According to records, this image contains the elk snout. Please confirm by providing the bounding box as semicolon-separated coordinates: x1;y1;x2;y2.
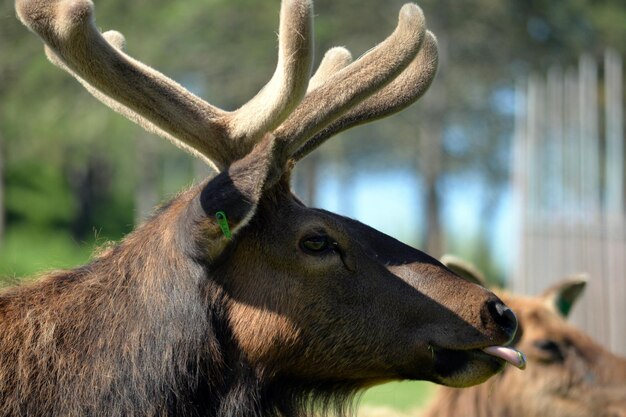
486;299;518;342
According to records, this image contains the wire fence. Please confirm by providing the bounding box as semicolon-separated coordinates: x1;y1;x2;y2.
512;50;625;356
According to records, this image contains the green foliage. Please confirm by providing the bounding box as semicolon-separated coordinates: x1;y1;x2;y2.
6;162;73;227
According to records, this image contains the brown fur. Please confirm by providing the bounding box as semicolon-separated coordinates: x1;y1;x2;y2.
0;181;519;417
8;1;522;416
422;259;626;417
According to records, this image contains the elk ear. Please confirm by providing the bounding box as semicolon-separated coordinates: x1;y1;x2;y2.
440;255;487;286
197;135;282;253
541;276;587;318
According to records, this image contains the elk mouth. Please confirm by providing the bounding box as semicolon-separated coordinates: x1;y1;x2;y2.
482;345;527;368
430;344;526;387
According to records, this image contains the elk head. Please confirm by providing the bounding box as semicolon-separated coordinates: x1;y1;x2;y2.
14;0;524;409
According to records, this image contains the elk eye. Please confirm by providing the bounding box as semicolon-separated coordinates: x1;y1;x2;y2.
534;339;565;362
300;236;334;254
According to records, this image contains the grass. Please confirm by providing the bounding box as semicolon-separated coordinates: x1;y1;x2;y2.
359;380;436;412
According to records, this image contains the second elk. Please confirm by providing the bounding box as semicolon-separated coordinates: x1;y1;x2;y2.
421;256;626;417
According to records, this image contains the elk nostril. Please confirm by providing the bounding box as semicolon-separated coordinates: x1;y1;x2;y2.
487;300;518;338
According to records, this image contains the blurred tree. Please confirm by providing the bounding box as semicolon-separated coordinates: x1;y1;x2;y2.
0;0;33;247
134;134;161;225
0;132;4;246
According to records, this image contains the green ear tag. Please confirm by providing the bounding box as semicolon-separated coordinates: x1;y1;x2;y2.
215;211;232;239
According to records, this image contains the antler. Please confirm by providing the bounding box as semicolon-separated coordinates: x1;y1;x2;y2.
274;4;435;158
16;0;438;176
16;0;313;171
291;30;438;161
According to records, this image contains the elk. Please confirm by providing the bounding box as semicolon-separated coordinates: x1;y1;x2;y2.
419;256;626;417
6;1;524;416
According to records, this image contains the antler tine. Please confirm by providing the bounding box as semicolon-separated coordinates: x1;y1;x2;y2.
44;32;218;170
307;47;353;93
16;0;238;169
273;3;427;158
293;31;438;161
227;0;313;147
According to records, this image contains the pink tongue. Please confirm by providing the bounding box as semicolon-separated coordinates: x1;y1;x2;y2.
483;346;527;369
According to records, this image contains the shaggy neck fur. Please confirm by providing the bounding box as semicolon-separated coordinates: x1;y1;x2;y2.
0;185;358;417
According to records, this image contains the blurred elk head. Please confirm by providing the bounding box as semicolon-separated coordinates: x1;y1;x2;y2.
421;256;626;417
6;1;524;416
